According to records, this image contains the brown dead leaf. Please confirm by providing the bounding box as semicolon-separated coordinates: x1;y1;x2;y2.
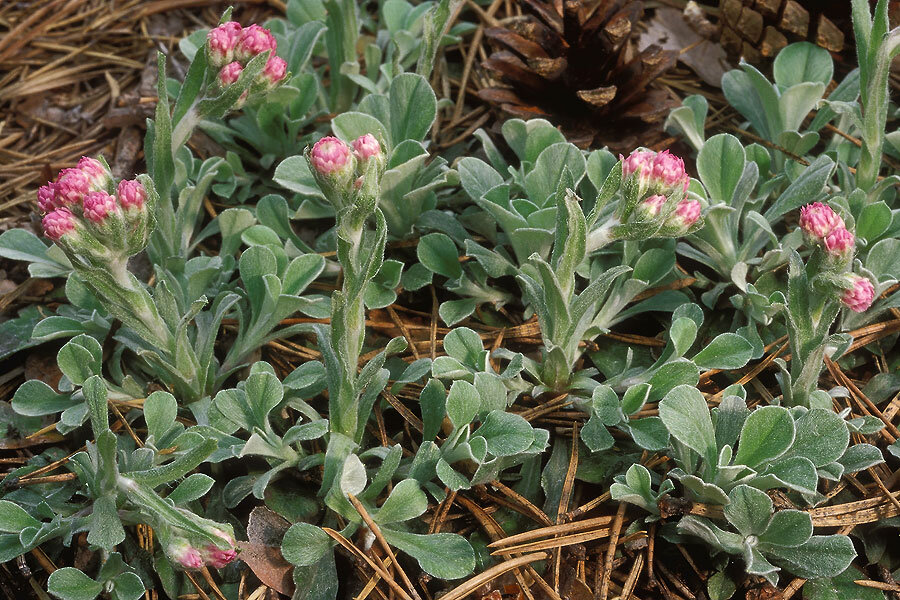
639;6;732;87
237;506;294;596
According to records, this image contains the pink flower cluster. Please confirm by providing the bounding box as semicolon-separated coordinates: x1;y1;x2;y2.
310;136;353;175
841;274;875;313
168;529;238;571
798;202;853;260
208;21;286;89
622;149;690;196
36;158;146;241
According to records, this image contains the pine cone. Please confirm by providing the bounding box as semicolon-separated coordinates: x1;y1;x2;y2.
477;0;678;150
717;0;850;64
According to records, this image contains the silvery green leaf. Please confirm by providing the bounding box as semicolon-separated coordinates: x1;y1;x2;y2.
659;385;717;464
725;485;772;537
766;535;856;580
436;458;470;491
47;568;103;600
697;134;746;204
581;415;615;452
373;479;428;525
626;417;670;451
838;443;884;473
785;408;850;468
166;473;215;505
733;406;795;469
758;509;812;548
677;515;744;554
446;380;480;428
754;455;818;496
692;333;754;370
282;523;332;567
438;298;477;326
381;529;475;579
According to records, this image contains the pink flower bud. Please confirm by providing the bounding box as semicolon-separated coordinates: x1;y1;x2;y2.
42;208;77;241
621;149;689;196
55;168;91;207
168;539;204;570
117;179;146;210
621;150;655;180
263;55;287;86
674;199;701;227
235;24;276;62
196;528;238;568
207;21;242;67
636;194;667;220
310;136;352;176
82;191;118;224
37;183;57;213
841;274;875;313
352;134;381;161
219;61;243;86
824;226;854;259
799;202;843;241
651;150;690;195
77;156;109;190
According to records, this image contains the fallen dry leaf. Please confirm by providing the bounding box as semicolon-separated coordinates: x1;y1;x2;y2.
237;506;294;596
639;6;732;87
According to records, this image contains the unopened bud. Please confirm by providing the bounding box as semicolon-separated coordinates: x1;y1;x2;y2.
42;208;78;241
235;24;276;62
37;183;57;213
840;273;875;313
207;21;242;68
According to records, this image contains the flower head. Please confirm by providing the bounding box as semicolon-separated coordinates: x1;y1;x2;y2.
651;150;690;194
635;194;667;220
37;183;57;213
799;202;843;241
42;208;77;241
55;168;91;207
77;156;110;190
167;538;204;570
840;274;875;313
198;529;238;569
235;24;276;62
82;192;118;224
117;179;146;210
824;226;854;260
219;61;244;86
263;55;287;87
662;198;701;234
621;149;689;197
207;21;242;67
352;134;381;162
310;136;352;176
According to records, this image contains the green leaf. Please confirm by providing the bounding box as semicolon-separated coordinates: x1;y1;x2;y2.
56;335;101;386
282;523;332;566
82;375;109;438
856;201;892;240
838;443;884;473
12;379;75;416
0;500;40;533
87;495;125;551
707;570;736;600
292;550;339;600
758;509;812;548
418;379;447;444
438;299;477;326
773;42;834;88
581;416;614;452
472;410;535;456
724;485;772;537
48;568;103;600
374;479;428;524
767;535;856;579
167;473;215;505
389;73;437;143
697;134;746;203
446;380;480;428
627;417;670;451
418;233;461;279
787;408;850;468
111;573;145;600
144;391;178;444
380;529;475;579
0;228;71;278
331;112;390;149
659;385;717;464
692;333;753;370
458;157;503;200
733;406;795;469
803;568;887;600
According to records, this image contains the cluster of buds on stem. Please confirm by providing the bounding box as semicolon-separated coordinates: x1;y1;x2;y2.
798;202;873;313
159;521;238;571
207;21;287;105
36;158;154;263
621;149;700;235
308;134;386;211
